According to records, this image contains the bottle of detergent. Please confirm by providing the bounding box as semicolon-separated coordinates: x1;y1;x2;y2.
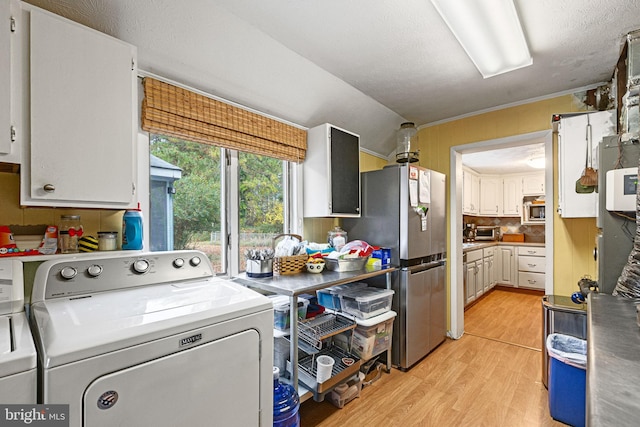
122;203;143;250
273;367;300;427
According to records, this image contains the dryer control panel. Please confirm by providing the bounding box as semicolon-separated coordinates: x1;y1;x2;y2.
31;250;214;302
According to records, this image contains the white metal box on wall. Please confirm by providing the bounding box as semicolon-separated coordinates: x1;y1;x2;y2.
557;111;616;218
303;123;361;217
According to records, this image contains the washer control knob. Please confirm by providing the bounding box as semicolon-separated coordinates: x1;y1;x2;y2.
132;259;150;274
60;266;78;280
87;264;103;277
190;256;201;267
173;258;185;268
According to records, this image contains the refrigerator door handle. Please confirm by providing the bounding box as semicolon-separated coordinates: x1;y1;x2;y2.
407;260;445;274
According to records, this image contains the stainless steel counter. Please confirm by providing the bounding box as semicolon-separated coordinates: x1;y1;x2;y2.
587;293;640;426
233;264;396;296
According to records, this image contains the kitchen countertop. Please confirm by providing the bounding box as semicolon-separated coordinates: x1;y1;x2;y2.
462;241;544;252
587;293;640;425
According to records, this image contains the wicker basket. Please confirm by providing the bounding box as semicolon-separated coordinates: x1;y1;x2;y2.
273;234;307;275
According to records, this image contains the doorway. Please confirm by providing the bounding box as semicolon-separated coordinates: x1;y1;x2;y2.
449;130;554;339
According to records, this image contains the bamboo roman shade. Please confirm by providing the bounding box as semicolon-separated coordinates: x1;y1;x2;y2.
141;77;307;162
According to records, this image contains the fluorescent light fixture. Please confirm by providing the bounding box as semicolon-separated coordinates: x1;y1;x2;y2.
431;0;532;78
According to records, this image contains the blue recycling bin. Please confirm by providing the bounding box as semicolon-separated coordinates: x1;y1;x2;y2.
546;333;587;427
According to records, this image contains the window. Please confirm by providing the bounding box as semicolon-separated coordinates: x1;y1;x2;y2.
150;135;290;275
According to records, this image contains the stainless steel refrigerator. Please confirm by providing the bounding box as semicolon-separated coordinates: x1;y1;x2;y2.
344;164;446;370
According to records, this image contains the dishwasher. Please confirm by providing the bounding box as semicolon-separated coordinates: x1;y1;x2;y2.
541;295;587;388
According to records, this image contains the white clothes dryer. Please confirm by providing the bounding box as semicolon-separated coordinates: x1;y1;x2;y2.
0;259;37;403
30;250;273;427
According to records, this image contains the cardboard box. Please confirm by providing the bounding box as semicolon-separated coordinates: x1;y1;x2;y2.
503;233;525;242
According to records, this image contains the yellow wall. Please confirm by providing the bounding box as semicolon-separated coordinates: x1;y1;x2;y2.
0;172;123;244
416;94;596;298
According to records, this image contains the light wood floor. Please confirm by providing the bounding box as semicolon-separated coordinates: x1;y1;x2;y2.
300;288;564;426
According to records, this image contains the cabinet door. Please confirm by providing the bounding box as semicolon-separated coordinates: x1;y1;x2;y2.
479;177;501;215
24;7;137;207
304;124;360;217
329;126;360;215
475;261;484;298
463;170;480;215
483;257;491;292
502;177;522;216
465;262;476;305
522;172;545;196
496;246;516;285
0;0;13;158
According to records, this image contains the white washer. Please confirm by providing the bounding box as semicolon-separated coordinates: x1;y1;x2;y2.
30;250;273;427
0;259;37;403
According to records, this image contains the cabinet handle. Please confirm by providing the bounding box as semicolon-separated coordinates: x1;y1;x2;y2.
495;205;498;212
527;263;537;268
43;184;55;193
528;279;536;284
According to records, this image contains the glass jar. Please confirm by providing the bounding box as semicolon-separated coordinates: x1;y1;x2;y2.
59;215;83;254
395;122;419;163
98;231;118;251
328;226;347;251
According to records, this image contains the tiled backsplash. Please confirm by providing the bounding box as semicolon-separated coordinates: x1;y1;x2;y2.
463;215;545;243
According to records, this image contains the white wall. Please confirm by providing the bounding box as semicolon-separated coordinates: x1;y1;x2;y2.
24;0;405;157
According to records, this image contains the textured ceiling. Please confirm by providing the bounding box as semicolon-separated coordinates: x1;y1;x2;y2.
23;0;640;164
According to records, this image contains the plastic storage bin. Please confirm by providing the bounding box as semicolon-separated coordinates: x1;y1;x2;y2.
316;282;367;310
546;333;587;427
269;296;309;331
339;287;394;319
351;310;396;360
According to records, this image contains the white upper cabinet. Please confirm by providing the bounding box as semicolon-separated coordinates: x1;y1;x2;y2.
479;176;501;216
19;5;138;208
462;169;479;215
502;176;522;216
557;111;615;217
0;0;19;163
522;172;545;196
304;123;361;217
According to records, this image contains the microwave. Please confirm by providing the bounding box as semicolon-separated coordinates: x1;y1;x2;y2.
524;202;546;222
475;226;499;241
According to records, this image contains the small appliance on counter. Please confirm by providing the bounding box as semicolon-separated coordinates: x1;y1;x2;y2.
475;226;499;241
463;224;476;242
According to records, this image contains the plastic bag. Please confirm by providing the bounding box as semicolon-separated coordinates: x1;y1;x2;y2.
546;333;587;370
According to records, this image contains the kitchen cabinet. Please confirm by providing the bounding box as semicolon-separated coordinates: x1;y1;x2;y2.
462;169;479;215
483;246;497;291
479;176;502;216
0;0;19;163
466;249;484;301
502;176;523;216
496;245;517;286
233;266;395;403
304;123;360;217
522;172;545;196
517;246;545;290
18;4;138;208
557;111;615;217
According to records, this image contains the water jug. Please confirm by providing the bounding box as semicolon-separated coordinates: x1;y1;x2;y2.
273;367;300;427
122;203;143;250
